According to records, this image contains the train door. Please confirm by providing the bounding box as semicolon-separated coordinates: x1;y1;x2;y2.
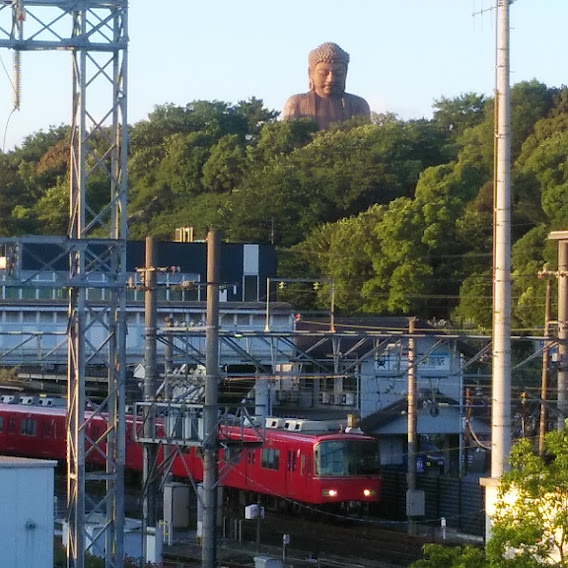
285;448;299;498
244;447;256;490
6;414;17;452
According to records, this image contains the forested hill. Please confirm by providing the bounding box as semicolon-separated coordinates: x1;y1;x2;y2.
2;81;568;330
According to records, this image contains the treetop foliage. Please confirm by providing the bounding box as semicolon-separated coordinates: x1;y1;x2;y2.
2;82;568;329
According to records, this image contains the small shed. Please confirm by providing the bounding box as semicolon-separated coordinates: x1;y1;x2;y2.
0;456;57;568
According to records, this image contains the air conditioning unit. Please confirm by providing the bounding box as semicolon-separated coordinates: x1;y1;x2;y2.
266;417;285;429
284;419;298;431
319;392;332;404
342;393;355;406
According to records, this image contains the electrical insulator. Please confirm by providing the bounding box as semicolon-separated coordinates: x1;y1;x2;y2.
278;281;285;290
313;282;320;290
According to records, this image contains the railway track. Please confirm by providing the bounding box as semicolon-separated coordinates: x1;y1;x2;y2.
252;512;430;566
162;510;433;567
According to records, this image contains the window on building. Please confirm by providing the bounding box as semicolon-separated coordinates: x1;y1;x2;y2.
4;287;20;299
244;275;258;302
21;287;37;300
236;313;250;327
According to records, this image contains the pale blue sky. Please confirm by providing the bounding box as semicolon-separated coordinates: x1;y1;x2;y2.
0;1;566;150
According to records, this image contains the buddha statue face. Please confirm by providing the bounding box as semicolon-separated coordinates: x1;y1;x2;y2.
309;61;348;98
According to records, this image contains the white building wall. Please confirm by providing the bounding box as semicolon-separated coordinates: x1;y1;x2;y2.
0;456;56;568
359;337;461;418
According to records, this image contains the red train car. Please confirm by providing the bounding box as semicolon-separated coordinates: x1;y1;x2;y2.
0;401;381;511
170;420;381;511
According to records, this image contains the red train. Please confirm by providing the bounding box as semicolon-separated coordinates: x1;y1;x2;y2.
0;399;381;512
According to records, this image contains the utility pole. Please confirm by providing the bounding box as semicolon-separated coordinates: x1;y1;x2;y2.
481;0;512;542
548;232;568;430
557;241;568;429
406;317;418;536
539;278;551;454
491;0;512;479
202;230;221;568
143;237;159;541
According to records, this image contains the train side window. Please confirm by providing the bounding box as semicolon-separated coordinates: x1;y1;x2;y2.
21;417;37;436
247;449;256;464
301;454;306;475
0;416;3;432
261;448;280;470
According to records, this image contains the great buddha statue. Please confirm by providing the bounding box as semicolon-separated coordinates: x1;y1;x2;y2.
283;42;371;130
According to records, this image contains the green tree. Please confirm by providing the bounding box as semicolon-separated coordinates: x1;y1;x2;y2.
292;204;386;312
202;134;247;193
487;430;568;568
410;543;487;568
433;92;486;139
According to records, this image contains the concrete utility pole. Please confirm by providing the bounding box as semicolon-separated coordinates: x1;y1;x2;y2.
491;0;512;479
547;231;568;429
202;230;221;568
539;278;551;455
481;0;512;542
406;318;417;536
143;237;159;532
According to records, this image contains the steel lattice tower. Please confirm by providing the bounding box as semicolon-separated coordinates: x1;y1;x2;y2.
0;2;128;567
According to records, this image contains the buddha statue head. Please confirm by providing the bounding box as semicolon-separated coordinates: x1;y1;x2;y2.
307;42;350;99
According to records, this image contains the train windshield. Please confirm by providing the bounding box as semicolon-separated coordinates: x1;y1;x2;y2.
314;439;380;476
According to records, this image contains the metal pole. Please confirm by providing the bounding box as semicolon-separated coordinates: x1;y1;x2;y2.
557;242;568;429
143;237;159;532
256;502;261;552
407;318;417;536
265;277;270;332
491;0;512;478
539;278;551;454
330;281;335;333
202;230;220;568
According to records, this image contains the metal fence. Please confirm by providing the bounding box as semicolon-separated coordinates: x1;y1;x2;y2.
377;469;486;538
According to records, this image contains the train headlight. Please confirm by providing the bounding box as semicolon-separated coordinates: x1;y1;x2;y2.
322;488;338;498
363;489;375;497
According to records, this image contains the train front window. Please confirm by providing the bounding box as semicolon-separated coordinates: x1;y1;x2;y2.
314;440;379;476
